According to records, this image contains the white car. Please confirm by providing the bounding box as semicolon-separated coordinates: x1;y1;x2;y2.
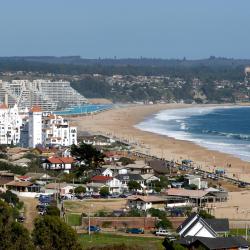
155;229;171;236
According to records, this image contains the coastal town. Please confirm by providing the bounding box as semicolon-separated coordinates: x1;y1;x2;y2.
0;79;250;249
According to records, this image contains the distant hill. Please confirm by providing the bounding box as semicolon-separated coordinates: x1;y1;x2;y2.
1;56;250;68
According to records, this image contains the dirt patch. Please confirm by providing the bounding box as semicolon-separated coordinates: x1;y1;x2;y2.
19;197;38;231
64;199;127;215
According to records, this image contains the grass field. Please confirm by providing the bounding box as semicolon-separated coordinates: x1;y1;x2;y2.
66;213;82;226
78;233;164;250
230;228;249;236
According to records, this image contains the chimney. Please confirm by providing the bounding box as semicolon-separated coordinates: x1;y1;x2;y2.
4;94;8;108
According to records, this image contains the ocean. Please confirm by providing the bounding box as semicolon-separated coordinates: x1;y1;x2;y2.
135;106;250;162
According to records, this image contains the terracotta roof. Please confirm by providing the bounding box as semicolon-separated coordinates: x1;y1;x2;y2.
30;106;42;112
6;180;33;187
91;175;113;182
47;156;75;164
0;103;8;109
18;176;31;180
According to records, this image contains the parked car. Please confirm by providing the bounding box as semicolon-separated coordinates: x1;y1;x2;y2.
92;194;101;199
126;228;144;234
119;194;128;198
86;225;101;232
155;229;171;236
17;215;26;223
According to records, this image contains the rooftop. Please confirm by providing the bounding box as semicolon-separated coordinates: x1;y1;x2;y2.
91;176;113;182
166;188;209;198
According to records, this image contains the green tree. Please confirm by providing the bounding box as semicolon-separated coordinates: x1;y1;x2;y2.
99;186;109;197
0;200;34;250
156;218;172;229
45;206;60;217
199;210;215;219
0;190;24;209
127;180;141;191
118;157;135;166
74;186;86;195
71;143;104;177
32;215;82;250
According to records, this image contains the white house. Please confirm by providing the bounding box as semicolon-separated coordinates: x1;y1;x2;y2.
127;195;166;211
43;156;75;172
116;174;146;192
185;175;208;189
177;213;217;238
90;175;121;194
101;168;113;177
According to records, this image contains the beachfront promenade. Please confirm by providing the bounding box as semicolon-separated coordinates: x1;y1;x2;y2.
94;130;249;187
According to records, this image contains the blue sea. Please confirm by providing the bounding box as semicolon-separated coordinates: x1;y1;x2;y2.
135;106;250;162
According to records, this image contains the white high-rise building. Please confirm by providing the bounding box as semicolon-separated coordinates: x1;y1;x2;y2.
0;104;22;145
42;113;77;146
28;106;42;148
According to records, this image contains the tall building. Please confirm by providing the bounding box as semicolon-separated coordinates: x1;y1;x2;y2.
0;103;22;145
28;106;42;148
0;79;87;111
42;113;77;146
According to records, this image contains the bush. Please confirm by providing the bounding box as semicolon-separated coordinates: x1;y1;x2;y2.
199;210;214;219
156;218;172;229
46;206;60;217
99;187;109;197
118;157;135;166
74;186;86;194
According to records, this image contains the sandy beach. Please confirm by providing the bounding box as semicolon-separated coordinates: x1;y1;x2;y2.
70;104;250;183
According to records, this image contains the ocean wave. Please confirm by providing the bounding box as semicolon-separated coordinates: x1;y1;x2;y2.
136;106;250;162
202;130;250;141
154;106;236;122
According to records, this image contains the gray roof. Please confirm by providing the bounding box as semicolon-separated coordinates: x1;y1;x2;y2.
116;174;144;181
178;236;249;249
204;219;229;233
177;213;217;238
147;159;173;174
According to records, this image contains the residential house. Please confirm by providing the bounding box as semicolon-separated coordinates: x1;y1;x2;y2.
100;168;113;177
184;174;208;189
116;173;145;192
141;174;160;184
178;236;249;250
25;172;54;185
0;172;15;190
43;156;75;172
127;195;167;211
43;182;74;195
147;159;175;175
165;188;227;206
125;161;154;175
177;213;218;238
6;180;40;192
89;175;121;194
11;158;31;167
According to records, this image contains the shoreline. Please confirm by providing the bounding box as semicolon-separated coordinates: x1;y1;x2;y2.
70;103;250;182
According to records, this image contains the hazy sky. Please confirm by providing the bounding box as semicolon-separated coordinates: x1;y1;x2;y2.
0;0;250;59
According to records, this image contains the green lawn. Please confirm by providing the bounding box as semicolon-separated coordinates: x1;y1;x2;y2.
66;213;82;226
78;233;164;250
230;228;248;236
